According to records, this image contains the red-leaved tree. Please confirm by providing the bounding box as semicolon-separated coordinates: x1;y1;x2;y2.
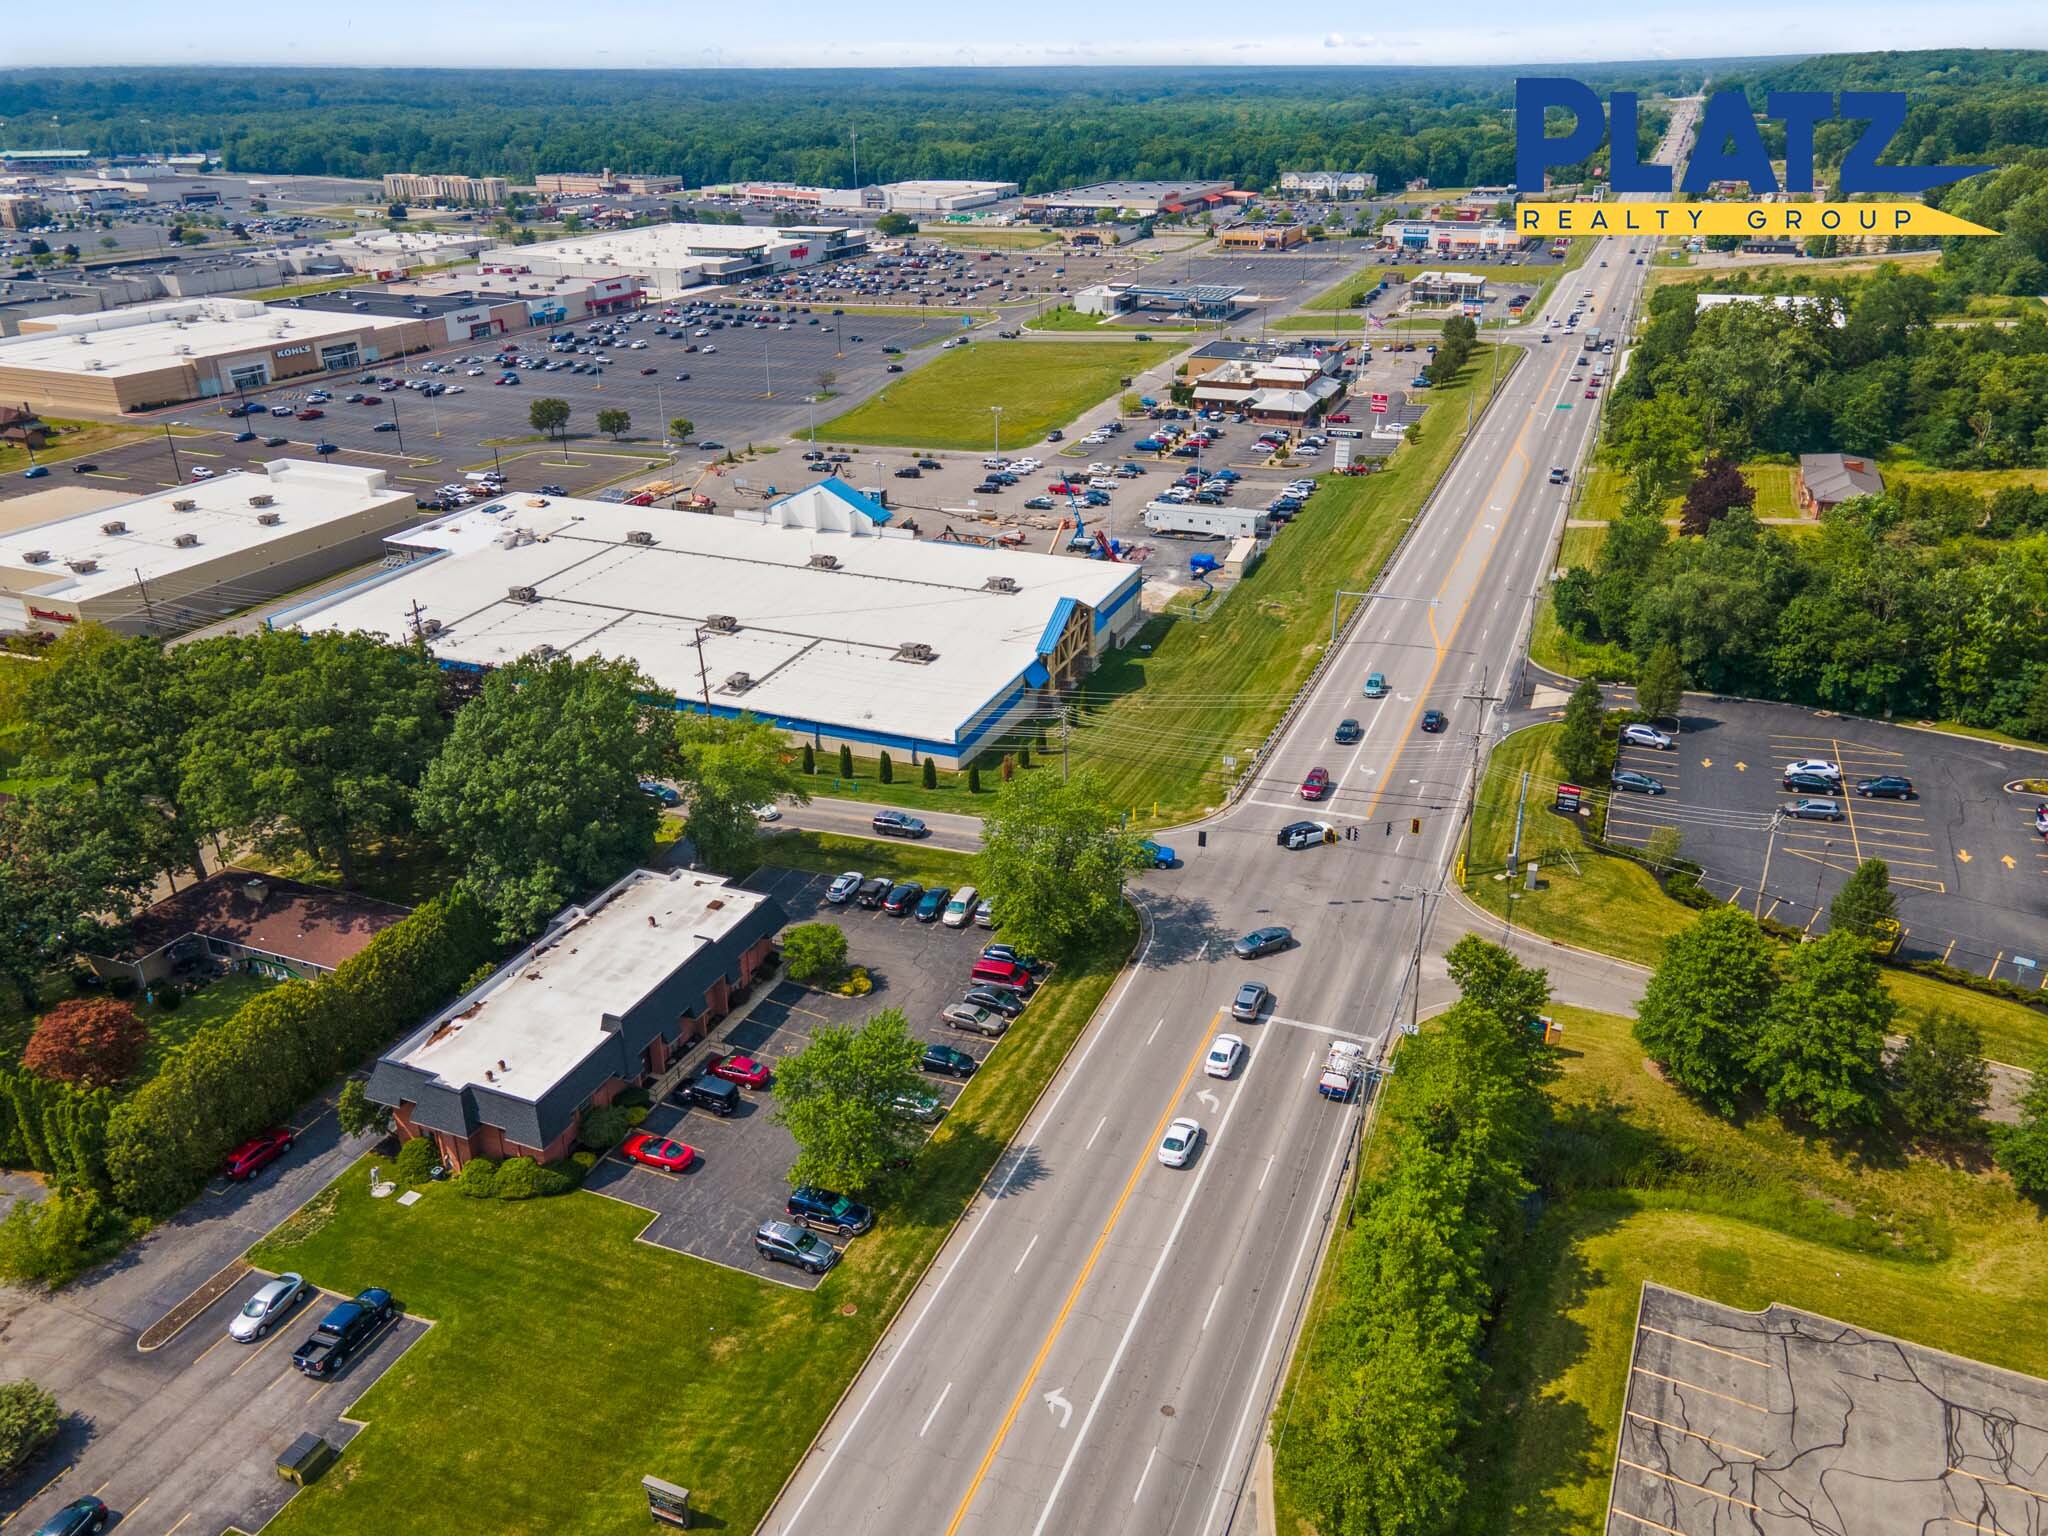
23;997;148;1088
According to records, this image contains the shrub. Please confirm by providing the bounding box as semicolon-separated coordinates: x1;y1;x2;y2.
969;765;982;794
107;976;136;999
153;984;184;1014
623;1105;649;1128
394;1135;440;1186
615;1085;652;1110
834;966;874;997
1018;744;1031;769
0;1379;62;1483
568;1149;599;1176
878;750;894;784
783;921;850;984
838;744;854;778
23;998;147;1089
0;1189;127;1290
578;1104;631;1151
0;1071;113;1190
455;1156;499;1198
1001;753;1016;783
922;757;938;789
493;1155;540;1200
532;1164;575;1197
801;742;816;774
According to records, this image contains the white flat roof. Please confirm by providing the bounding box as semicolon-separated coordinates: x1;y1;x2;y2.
398;870;766;1099
497;221;845;268
885;180;1016;196
282;487;1138;749
3;299;413;378
1;460;405;604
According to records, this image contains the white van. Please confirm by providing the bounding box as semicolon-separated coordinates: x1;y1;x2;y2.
942;885;979;929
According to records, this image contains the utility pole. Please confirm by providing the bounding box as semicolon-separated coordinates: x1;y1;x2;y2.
163;423;182;482
1506;768;1530;876
1060;704;1071;783
132;568;161;636
693;625;712;709
1396;881;1434;1043
1459;663;1503;872
989;405;1002;458
388;399;404;455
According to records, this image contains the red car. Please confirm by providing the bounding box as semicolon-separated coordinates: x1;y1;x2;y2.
1585;389;1598;399
1048;480;1084;494
1326;412;1351;423
224;1127;295;1180
360;394;383;405
296;408;324;421
1300;766;1333;801
620;1131;697;1173
711;1053;772;1089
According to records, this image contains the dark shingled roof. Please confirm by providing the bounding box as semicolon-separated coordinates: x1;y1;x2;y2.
96;867;410;971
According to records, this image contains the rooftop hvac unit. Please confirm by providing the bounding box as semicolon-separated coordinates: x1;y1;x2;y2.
983;575;1019;594
100;520;129;535
420;617;445;638
21;549;51;565
171;498;198;511
625;530;655;546
256;511;281;526
67;557;99;574
248;493;274;508
528;643;558;661
893;642;938;665
721;671;754;693
172;532;199;548
507;585;539;604
807;553;842;570
702;613;739;634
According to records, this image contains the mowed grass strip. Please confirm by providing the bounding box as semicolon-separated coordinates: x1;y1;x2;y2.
1064;347;1520;823
248;835;1134;1536
817;339;1177;450
1577;461;1800;522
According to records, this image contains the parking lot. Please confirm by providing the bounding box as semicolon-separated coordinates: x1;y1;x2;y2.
3;1270;426;1536
1594;694;2048;980
578;865;1026;1286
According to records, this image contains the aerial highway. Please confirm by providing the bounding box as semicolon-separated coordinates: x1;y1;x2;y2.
764;100;1698;1536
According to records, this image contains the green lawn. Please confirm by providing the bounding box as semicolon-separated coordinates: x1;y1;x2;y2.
246;847;1134;1535
1556;524;1607;571
816;340;1177;450
1060;347;1522;825
1026;305;1115;332
1457;1005;2048;1536
2;972;277;1093
761;828;977;890
242;275;362;302
1878;450;2048;499
0;417;156;477
1576;461;1800;522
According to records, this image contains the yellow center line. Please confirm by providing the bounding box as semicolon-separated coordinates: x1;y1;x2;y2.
942;1010;1223;1535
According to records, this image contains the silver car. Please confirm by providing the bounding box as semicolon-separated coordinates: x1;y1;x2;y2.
229;1271;306;1342
941;1003;1006;1038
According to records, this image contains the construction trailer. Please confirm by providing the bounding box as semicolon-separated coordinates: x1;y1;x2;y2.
1141;501;1271;540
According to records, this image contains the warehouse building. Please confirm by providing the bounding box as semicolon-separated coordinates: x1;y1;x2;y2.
274;478;1144;768
1023;180;1237;220
475;223;868;298
371;868;785;1170
0;298;430;415
0;460;420;636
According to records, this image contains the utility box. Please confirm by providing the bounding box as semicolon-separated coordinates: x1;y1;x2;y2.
276;1433;336;1486
643;1475;691;1528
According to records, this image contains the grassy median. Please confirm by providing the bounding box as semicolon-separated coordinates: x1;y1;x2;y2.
246;831;1134;1536
816;338;1177;450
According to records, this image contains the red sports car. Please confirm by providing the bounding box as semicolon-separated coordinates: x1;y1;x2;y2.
620;1131;697;1173
1300;767;1333;801
224;1127;295;1180
711;1054;772;1089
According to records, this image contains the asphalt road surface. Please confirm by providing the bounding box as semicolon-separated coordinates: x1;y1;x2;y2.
761;104;1697;1536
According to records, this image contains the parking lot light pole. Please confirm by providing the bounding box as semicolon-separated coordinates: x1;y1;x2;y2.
990;405;1002;458
162;423;182;482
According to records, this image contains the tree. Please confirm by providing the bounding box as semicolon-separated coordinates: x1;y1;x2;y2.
1751;930;1893;1130
772;1008;927;1193
1443;935;1550;1040
0;787;156;1009
1606;391;1700;499
1994;1069;2048;1201
528;396;571;447
968;764;982;793
23;998;147;1088
874;213;916;237
668;713;808;876
1828;858;1897;939
1633;907;1778;1114
417;653;663;941
595;407;631;440
782;922;849;984
179;630;444;889
1556;678;1606;784
1891;1015;1990;1141
1678;455;1756;537
0;1379;62;1482
1644;824;1685;874
336;1078;391;1140
921;756;938;789
878;750;893;784
669;416;694;446
800;742;815;774
975;768;1147;958
837;743;854;778
1634;641;1685;722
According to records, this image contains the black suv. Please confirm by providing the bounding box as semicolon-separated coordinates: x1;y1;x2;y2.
856;876;894;909
786;1186;874;1235
872;810;929;839
674;1074;739;1116
882;882;925;916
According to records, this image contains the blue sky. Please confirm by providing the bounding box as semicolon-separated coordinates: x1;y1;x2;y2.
16;0;2048;67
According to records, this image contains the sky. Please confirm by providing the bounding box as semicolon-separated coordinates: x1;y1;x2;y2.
14;0;2048;69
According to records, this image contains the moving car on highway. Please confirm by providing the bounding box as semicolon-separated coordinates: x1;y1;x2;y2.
1157;1117;1203;1168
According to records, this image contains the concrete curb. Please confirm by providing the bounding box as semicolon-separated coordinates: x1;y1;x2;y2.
135;1259;251;1353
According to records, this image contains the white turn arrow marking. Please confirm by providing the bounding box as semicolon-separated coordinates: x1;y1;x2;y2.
1196;1089;1221;1112
1044;1388;1073;1429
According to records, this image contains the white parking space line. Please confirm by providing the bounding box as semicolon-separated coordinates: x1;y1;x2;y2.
920;1382;953;1439
1133;1445;1160;1506
1086;1116;1107;1150
1202;1284;1224;1333
1015;1234;1039;1275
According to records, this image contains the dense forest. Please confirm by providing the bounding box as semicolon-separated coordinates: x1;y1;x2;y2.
0;64;1704;188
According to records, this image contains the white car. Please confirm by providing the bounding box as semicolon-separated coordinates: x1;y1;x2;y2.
825;871;863;905
1158;1117;1203;1168
190;466;215;480
1620;724;1672;750
465;367;485;376
1783;759;1842;782
228;1271;306;1342
754;802;782;822
1205;1033;1245;1079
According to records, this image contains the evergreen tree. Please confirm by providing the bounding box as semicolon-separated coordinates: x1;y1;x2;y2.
1634;641;1685;722
838;743;854;778
1557;679;1606;784
1828;858;1897;938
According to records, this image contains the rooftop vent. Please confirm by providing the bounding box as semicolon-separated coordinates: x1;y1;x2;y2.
172;533;199;549
248;493;274;508
171;498;198;511
702;613;739;634
807;553;842;571
507;584;539;604
528;643;558;661
624;529;655;546
100;520;129;536
721;671;755;693
983;575;1019;594
67;557;99;574
420;616;445;638
21;549;51;565
256;511;281;526
893;642;938;665
243;877;270;906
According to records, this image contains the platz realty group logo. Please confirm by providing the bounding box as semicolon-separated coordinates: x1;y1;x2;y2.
1513;80;1999;238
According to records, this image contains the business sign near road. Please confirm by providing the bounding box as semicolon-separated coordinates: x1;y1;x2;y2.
1368;392;1389;414
1514;80;1999;239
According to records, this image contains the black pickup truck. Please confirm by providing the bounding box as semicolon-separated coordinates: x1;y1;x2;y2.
291;1287;394;1377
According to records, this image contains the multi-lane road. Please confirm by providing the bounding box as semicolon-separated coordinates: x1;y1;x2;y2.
762;103;1697;1536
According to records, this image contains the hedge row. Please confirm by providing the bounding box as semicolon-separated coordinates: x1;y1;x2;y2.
0;1071;111;1192
104;888;497;1218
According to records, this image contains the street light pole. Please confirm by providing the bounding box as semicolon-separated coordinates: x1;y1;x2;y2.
388;399;404;456
990;405;1003;458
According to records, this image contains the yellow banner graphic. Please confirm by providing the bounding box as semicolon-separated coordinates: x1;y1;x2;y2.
1515;202;1996;238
